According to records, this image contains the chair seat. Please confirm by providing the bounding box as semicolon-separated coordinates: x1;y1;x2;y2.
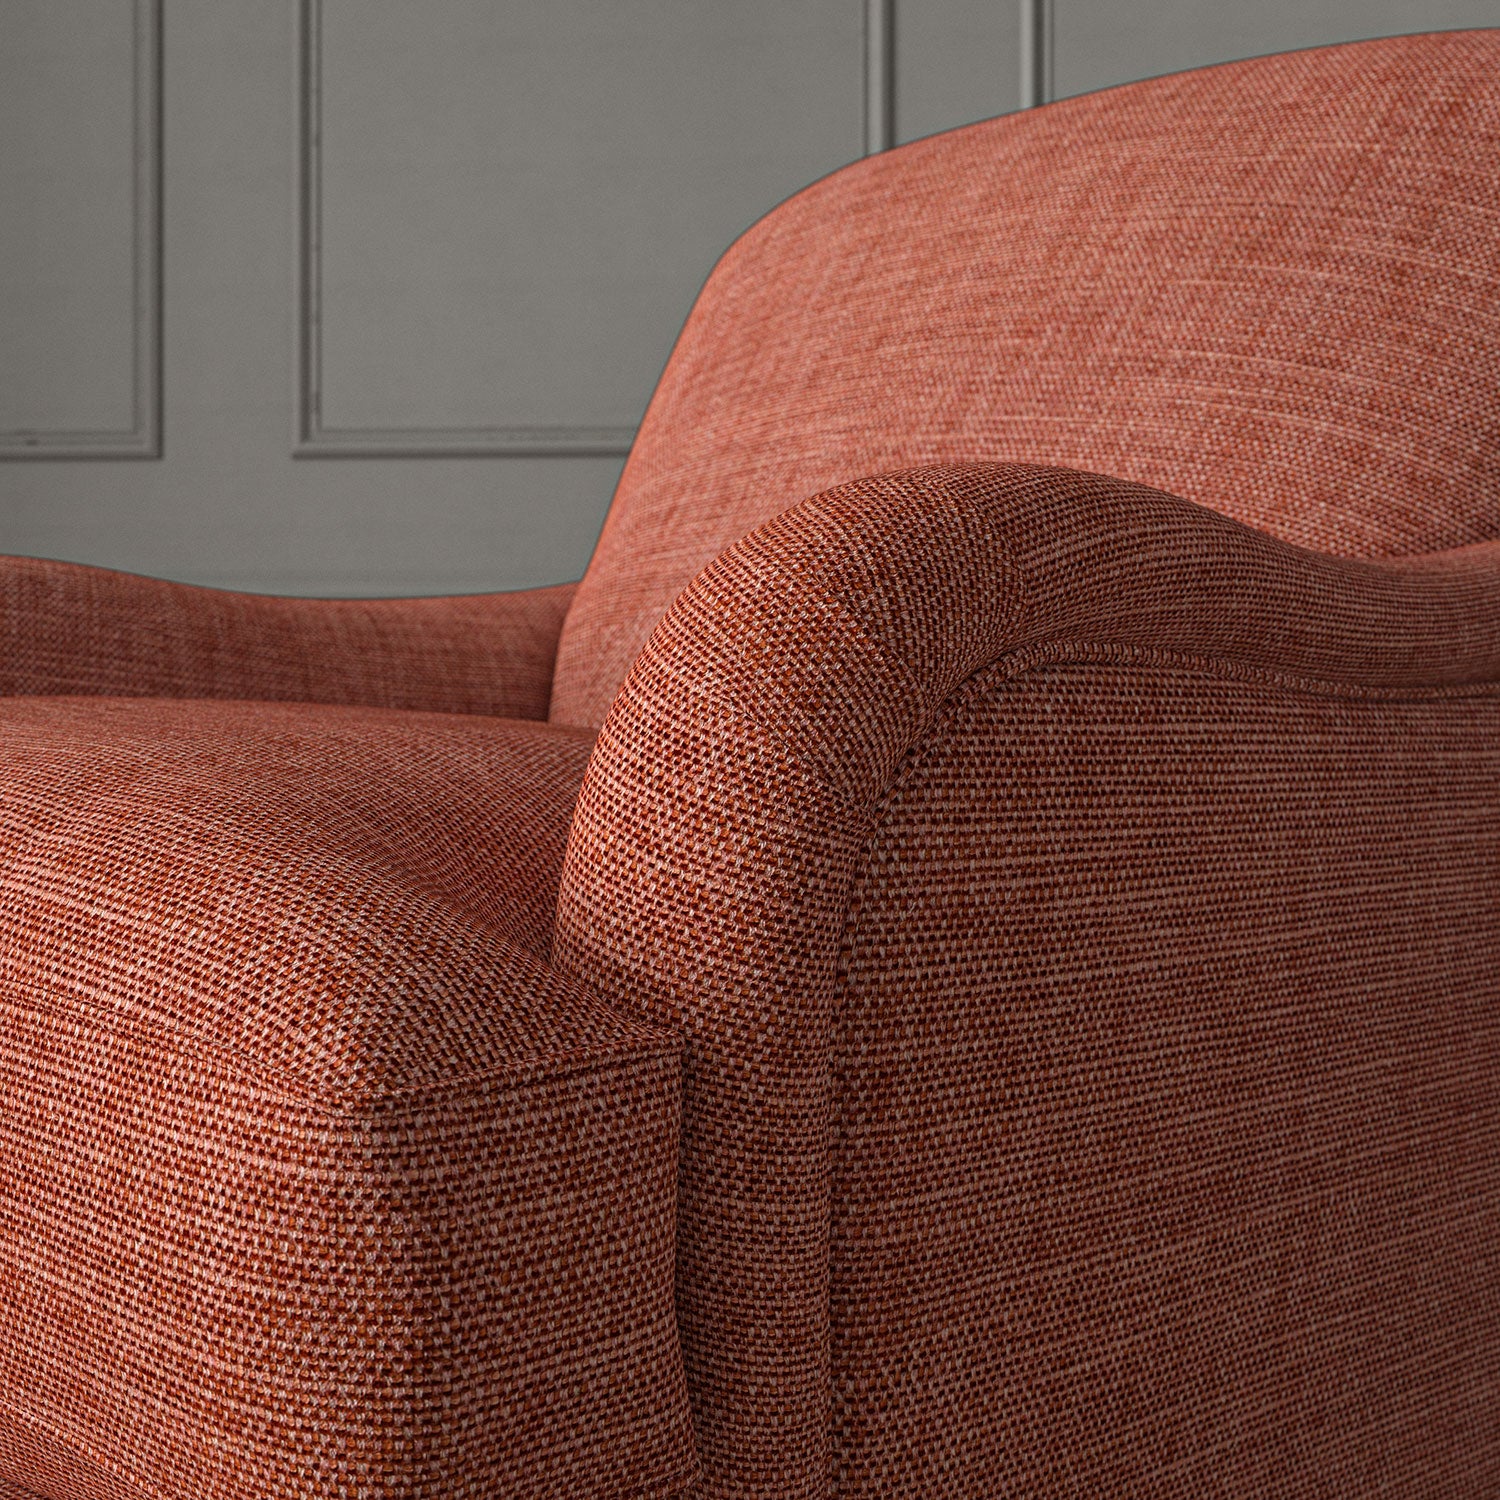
0;698;699;1500
0;697;601;1090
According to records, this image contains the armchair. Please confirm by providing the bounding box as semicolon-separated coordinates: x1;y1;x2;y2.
2;30;1498;1499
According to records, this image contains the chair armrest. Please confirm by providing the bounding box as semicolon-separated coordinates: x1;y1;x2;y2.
0;699;698;1500
0;554;576;719
553;461;1500;1495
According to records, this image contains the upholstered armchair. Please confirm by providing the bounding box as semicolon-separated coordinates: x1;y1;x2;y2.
2;30;1498;1500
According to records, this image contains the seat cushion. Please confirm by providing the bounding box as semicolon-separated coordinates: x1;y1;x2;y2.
0;698;698;1500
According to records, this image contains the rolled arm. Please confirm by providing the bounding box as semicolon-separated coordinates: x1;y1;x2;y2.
0;553;576;719
596;462;1500;816
552;461;1500;1496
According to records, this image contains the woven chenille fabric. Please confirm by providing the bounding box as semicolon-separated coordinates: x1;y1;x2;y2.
4;28;1500;1500
550;30;1500;730
0;700;699;1500
0;557;574;720
828;663;1499;1495
553;463;1500;1497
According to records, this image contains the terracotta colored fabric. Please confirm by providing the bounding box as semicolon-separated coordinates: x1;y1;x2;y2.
0;555;574;721
0;700;698;1500
830;662;1499;1495
551;30;1500;730
4;29;1500;1500
552;463;1500;1496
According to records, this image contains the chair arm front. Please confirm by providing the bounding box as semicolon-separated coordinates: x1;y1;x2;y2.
0;554;575;719
553;461;1500;1496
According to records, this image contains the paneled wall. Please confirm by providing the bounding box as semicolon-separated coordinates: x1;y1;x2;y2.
1052;0;1499;99
0;1;1493;596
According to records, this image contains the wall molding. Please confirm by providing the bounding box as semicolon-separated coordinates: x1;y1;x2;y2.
1020;0;1055;108
864;0;896;154
295;0;895;458
0;0;162;460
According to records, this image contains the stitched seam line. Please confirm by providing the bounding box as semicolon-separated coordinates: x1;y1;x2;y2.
831;638;1500;1030
0;972;678;1120
822;639;1500;1465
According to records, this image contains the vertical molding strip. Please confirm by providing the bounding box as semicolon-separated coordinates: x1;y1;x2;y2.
1;0;163;459
864;0;896;154
1020;0;1055;109
296;0;323;453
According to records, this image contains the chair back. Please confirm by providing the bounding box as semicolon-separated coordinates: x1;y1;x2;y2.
551;31;1500;728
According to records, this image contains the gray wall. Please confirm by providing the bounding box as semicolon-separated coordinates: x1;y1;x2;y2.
1;1;1495;597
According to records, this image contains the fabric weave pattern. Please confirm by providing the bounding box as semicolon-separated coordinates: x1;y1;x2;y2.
0;701;699;1500
0;557;573;721
830;657;1500;1495
554;462;1500;1496
553;31;1500;729
2;27;1499;1500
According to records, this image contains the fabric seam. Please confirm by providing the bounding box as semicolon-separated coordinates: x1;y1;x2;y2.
0;971;678;1120
822;638;1500;1473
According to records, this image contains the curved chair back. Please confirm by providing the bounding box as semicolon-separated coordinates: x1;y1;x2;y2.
552;31;1500;728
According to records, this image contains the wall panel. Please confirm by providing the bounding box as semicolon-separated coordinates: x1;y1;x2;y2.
1055;0;1500;100
300;0;867;455
895;0;1021;143
0;0;159;457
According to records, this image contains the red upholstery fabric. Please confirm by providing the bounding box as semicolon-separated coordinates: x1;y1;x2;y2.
829;663;1499;1495
552;463;1500;1497
3;29;1500;1500
551;30;1500;730
0;556;574;721
0;701;698;1500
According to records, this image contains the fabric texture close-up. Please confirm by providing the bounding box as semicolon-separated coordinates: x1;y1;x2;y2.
1;27;1499;1500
